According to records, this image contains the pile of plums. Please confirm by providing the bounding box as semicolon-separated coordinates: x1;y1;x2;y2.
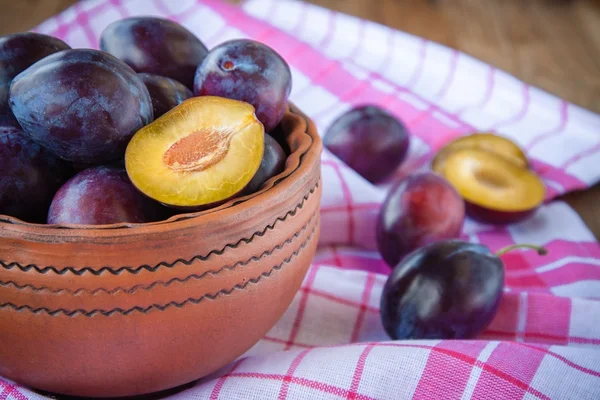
323;104;547;341
0;17;292;225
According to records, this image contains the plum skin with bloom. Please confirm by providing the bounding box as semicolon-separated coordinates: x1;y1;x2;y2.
100;17;208;89
380;239;505;340
138;73;193;119
193;39;292;133
9;49;153;164
48;166;163;225
323;105;410;183
0;32;70;123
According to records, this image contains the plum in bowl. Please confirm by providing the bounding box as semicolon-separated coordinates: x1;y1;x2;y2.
0;105;322;398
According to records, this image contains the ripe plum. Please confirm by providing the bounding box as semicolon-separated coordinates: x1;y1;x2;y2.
377;172;465;267
194;39;291;133
9;49;153;164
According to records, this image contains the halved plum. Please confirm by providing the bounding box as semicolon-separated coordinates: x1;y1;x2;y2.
433;133;528;171
125;96;264;210
435;148;545;224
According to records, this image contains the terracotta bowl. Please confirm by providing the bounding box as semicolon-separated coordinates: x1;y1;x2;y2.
0;105;322;398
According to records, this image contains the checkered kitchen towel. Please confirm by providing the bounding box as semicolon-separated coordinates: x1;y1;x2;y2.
2;0;600;398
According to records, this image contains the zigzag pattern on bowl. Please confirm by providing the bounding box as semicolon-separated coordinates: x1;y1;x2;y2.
0;211;318;294
0;215;320;317
0;175;321;310
0;182;319;276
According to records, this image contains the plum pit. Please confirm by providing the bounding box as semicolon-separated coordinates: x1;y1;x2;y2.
164;129;234;172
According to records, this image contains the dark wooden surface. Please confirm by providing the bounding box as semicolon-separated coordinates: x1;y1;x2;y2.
1;0;599;238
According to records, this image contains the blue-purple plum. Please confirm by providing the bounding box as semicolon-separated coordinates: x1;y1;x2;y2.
9;49;153;164
100;17;208;89
0;32;70;123
193;39;292;133
0;125;70;223
48;166;163;225
324;105;410;183
138;73;193;119
380;240;505;340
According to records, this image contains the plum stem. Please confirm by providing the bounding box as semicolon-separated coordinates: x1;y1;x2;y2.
495;244;548;257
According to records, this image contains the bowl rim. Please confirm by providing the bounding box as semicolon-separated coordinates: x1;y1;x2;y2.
0;103;321;235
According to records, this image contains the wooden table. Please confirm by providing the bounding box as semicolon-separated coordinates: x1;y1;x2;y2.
1;0;599;238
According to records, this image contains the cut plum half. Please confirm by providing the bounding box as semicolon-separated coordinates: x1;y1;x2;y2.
436;148;545;224
433;133;528;171
125;96;264;210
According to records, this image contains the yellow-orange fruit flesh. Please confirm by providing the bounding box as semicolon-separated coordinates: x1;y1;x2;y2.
433;133;529;172
437;148;545;212
125;96;264;208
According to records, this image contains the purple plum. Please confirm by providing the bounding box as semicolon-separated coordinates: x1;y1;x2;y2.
243;134;286;195
324;105;410;183
0;32;70;122
377;172;465;267
380;240;505;340
193;39;292;133
9;48;153;164
100;17;208;89
48;166;163;225
138;73;193;119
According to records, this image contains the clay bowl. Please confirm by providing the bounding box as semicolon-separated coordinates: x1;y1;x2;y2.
0;104;322;398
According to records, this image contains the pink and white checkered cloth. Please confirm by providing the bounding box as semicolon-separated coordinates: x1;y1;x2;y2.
3;0;600;398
